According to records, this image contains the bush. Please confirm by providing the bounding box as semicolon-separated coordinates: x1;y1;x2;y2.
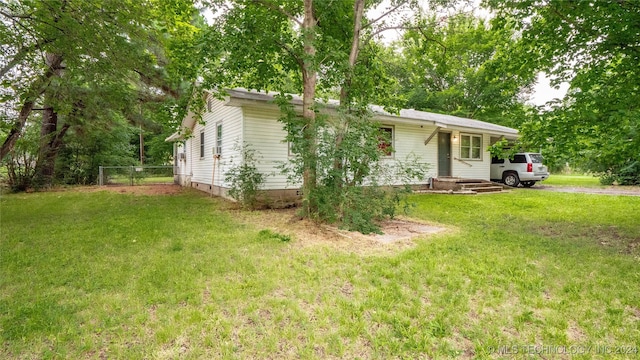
277;103;428;234
599;161;640;186
225;143;266;209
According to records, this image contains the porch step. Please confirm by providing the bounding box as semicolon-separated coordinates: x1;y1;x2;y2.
431;178;505;194
468;185;504;193
460;182;504;193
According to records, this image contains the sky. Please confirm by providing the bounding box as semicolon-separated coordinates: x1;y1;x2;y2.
530;73;570;106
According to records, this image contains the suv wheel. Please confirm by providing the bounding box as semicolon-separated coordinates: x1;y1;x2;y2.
503;172;520;187
522;181;535;188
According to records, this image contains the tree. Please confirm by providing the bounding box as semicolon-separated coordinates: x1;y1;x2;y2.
394;12;536;127
485;0;640;183
199;0;430;231
0;0;198;188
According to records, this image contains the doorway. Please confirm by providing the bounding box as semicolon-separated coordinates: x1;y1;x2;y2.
438;132;451;177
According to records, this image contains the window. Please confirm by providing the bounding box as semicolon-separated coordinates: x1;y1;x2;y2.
215;123;222;155
460;134;482;160
529;153;543;163
199;130;205;158
491;156;504;164
378;126;394;157
511;154;527;163
207;98;212;112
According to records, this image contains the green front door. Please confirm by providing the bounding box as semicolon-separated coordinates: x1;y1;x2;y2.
438;132;451;177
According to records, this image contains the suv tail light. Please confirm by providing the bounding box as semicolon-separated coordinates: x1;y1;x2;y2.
527;163;533;172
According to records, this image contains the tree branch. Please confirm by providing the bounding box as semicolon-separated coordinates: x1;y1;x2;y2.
364;0;410;29
134;69;180;99
0;40;53;79
252;0;302;26
416;26;447;55
0;9;34;19
275;39;304;68
0;54;64;160
362;25;407;44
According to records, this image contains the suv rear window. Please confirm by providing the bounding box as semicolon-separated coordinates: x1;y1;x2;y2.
529;153;543;163
511;155;527;163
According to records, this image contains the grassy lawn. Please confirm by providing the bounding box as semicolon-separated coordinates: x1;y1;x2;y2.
544;174;602;187
1;188;639;359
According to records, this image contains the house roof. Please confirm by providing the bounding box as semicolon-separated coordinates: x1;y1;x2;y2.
166;88;518;141
224;88;518;136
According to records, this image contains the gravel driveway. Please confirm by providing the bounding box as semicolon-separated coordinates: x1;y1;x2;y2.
529;185;640;196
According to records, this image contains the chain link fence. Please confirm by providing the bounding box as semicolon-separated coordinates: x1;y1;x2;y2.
98;166;174;186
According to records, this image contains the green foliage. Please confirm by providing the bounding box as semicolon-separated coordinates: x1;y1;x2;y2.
486;138;511;159
1;0;199;188
395;12;536;127
5;121;40;191
54;117;138;185
225;143;267;209
599;161;640;186
486;0;640;185
277;103;428;233
257;229;291;242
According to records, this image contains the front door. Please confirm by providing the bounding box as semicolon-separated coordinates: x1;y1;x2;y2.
438;132;451;177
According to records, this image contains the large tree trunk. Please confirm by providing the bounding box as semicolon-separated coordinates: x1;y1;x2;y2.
301;0;318;217
33;53;66;187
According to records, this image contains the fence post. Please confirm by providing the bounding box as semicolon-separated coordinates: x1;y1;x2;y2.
130;166;134;186
99;166;103;186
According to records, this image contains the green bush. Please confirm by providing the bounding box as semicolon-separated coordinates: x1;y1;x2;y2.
277;102;428;234
225;143;267;209
599;161;640;185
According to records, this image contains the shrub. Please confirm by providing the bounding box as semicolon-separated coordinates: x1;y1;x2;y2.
225;143;266;209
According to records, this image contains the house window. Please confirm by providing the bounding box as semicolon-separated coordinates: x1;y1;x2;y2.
207;98;212;112
200;130;205;158
460;134;482;160
378;126;394;157
215;123;222;155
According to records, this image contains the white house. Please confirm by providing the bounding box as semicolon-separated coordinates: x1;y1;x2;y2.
166;88;518;200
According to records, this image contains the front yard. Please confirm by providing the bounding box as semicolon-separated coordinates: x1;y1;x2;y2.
1;187;638;358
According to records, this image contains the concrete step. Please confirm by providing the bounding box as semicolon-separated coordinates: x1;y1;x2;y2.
471;186;504;193
461;182;497;189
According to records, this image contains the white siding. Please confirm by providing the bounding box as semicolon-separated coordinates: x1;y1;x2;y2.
450;131;491;180
184;100;495;191
380;123;438;184
242;107;294;189
188;96;243;187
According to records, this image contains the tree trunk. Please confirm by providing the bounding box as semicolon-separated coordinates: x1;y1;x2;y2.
301;0;318;217
339;0;365;106
33;53;66;187
333;0;365;198
0;54;64;160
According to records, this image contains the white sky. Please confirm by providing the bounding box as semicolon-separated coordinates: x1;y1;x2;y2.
529;73;570;106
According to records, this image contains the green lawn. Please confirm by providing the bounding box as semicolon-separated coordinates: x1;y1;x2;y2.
1;188;639;359
544;174;602;187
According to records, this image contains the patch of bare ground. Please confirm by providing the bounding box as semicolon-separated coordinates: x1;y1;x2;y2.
235;208;450;255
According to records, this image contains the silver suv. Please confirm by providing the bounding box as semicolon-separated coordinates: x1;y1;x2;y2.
490;152;549;187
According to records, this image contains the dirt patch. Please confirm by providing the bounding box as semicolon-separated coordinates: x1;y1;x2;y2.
236;208;450;255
